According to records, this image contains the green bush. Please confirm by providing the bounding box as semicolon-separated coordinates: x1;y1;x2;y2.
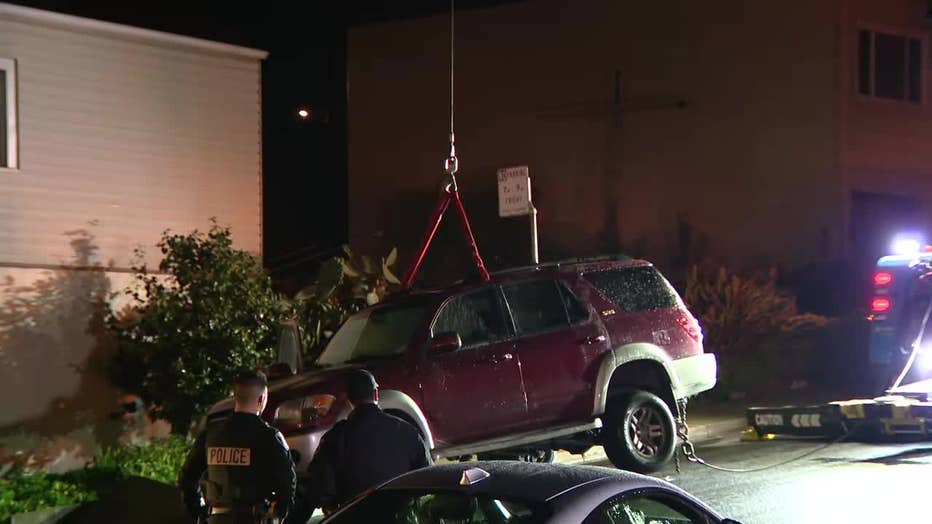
0;437;191;522
685;265;829;398
0;469;107;523
95;435;191;486
107;221;287;433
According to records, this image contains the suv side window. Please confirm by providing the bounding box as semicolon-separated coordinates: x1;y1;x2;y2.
583;493;710;524
558;282;589;324
432;289;508;348
503;280;570;336
584;266;680;312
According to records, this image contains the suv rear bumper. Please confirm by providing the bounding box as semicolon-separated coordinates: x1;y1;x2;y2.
672;353;717;399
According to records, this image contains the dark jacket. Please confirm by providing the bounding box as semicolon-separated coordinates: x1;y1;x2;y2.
307;402;432;510
178;412;296;520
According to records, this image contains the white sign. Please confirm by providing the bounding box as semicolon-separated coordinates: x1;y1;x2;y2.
790;413;821;428
497;166;532;218
754;414;784;427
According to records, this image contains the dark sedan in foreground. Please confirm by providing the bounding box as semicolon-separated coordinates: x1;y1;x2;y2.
320;461;739;524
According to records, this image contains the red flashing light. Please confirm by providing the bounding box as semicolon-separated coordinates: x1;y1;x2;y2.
871;297;892;314
873;271;894;287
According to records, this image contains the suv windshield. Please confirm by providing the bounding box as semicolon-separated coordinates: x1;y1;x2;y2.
316;299;433;366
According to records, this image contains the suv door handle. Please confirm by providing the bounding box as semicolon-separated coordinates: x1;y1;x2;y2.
580;335;607;345
489;353;513;364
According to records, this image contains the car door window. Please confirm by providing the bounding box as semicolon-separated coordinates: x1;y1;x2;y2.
558;282;589;324
583;493;709;524
432;289;508;348
503;280;569;336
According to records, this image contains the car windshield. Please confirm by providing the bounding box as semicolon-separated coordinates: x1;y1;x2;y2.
316;299;433;367
326;489;550;524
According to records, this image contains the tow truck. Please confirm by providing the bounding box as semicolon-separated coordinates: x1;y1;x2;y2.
747;236;932;440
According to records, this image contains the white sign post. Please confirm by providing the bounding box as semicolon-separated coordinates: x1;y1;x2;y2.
497;166;538;264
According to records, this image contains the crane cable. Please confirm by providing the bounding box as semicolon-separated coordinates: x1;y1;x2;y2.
444;0;459;183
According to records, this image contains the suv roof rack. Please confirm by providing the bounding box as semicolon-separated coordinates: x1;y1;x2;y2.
490;254;633;276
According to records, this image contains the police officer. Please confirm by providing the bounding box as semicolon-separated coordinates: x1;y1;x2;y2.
179;370;296;523
307;369;432;513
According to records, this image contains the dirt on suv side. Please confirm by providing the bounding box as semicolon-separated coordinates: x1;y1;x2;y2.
207;255;716;478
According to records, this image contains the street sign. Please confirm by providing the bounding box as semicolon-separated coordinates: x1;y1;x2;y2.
790;413;822;428
497;166;532;218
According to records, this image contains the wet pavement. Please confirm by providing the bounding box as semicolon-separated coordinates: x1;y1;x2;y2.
588;433;932;524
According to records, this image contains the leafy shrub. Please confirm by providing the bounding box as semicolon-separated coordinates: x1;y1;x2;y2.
0;469;108;523
0;437;191;522
95;436;190;486
107;222;287;433
685;265;829;397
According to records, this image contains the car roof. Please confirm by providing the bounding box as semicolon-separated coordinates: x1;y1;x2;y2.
379;461;670;503
489;254;640;277
391;255;651;301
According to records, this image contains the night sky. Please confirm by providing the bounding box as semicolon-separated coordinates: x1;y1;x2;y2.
8;0;521;289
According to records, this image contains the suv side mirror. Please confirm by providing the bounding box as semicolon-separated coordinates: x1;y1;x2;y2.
267;362;296;380
430;332;462;354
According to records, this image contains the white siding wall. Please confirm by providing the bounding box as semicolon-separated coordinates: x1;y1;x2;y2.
0;266;134;429
0;9;264;435
0;14;263;270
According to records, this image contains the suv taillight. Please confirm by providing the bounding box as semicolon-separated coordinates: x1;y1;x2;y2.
274;394;336;432
676;314;703;344
871;297;892;314
873;271;893;287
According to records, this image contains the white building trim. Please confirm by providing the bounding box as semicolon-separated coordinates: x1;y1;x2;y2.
0;56;16;170
0;3;268;60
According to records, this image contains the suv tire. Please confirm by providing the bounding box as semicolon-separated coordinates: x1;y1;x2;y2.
603;390;676;473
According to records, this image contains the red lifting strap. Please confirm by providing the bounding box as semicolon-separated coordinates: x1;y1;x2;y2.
401;182;490;289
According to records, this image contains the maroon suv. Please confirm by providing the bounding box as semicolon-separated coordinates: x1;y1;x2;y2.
207;255;716;477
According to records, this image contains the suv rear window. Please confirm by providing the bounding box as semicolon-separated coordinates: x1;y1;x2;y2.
584;266;679;312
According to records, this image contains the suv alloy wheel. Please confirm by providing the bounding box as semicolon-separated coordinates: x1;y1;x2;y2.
603;390;676;473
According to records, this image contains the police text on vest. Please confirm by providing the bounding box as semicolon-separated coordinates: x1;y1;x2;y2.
207;447;252;466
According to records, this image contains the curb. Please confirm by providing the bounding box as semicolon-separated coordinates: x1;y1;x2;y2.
685;417;748;443
556;417;746;466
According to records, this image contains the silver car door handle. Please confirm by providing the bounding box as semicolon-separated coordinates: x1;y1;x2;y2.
490;353;514;364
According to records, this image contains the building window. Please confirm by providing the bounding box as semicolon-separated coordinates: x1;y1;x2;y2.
858;30;922;104
0;57;17;169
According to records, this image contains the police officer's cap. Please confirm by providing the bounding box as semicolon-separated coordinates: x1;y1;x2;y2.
234;369;268;388
347;369;379;402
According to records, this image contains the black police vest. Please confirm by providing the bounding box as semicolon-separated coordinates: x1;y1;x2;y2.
202;413;271;508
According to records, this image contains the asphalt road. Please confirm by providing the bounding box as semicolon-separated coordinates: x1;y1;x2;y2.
591;435;932;524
